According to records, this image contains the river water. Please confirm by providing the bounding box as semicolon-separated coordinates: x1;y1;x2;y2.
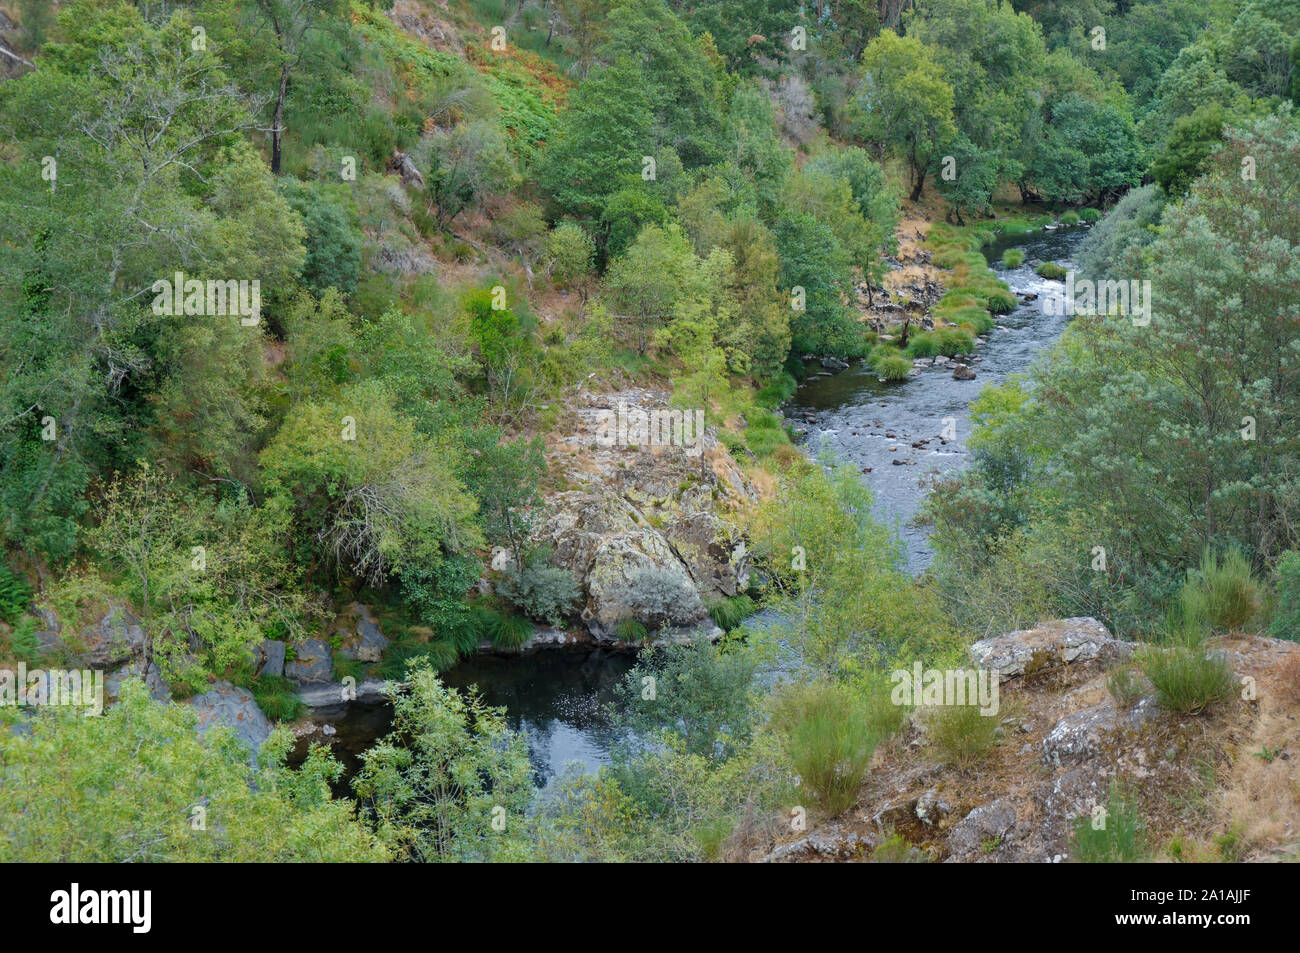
789;225;1087;572
304;225;1087;788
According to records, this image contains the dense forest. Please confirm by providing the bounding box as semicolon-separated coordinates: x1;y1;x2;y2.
0;0;1298;864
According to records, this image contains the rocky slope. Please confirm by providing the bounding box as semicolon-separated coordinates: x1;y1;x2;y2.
760;618;1300;863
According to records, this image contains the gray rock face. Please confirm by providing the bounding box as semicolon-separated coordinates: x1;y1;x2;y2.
947;798;1018;860
73;604;148;669
104;661;171;703
190;681;271;756
298;678;389;713
284;638;333;684
335;603;389;663
258;640;286;678
1041;697;1157;767
969;617;1133;681
763;824;878;862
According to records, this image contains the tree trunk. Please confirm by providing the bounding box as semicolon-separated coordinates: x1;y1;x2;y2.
271;66;290;174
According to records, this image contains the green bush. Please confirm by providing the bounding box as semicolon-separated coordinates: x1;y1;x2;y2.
870;346;912;381
1079;207;1102;222
0;563;32;626
1269;550;1300;641
1178;548;1260;635
496;556;581;628
935;327;976;355
613;618;649;643
1001;248;1025;268
1106;663;1146;709
1060;210;1081;225
926;702;1000;769
1140;645;1236;715
1070;781;1147;862
773;680;890;817
905;332;942;358
1036;261;1068;280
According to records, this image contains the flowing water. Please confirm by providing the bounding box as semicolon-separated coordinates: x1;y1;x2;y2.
302;225;1088;787
788;225;1088;572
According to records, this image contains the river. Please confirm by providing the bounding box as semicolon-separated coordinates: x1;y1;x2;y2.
303;224;1088;789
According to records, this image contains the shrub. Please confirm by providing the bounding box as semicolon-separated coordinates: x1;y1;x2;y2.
926;702;1000;769
1179;548;1261;635
772;680;888;816
496;556;581;628
1079;207;1102;222
905;332;941;358
1001;248;1025;268
1036;261;1067;280
249;675;305;723
941;304;994;333
1140;646;1236;715
624;565;701;626
1270;550;1300;641
0;564;32;626
1060;210;1081;225
1070;781;1146;862
870;346;912;381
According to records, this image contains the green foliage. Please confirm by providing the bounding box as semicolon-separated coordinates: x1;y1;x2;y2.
1139;645;1237;715
771;679;897;817
481;608;533;650
869;347;912;381
248;673;306;723
1060;210;1081;225
1070;782;1147;863
0;563;33;626
1035;261;1068;279
706;594;756;632
353;660;534;862
926;702;1000;769
0;681;387;861
1079;207;1102;223
1106;664;1147;710
616;634;761;760
495;553;582;628
1152;102;1228;195
1270;551;1300;640
1002;248;1025;268
1177;549;1261;636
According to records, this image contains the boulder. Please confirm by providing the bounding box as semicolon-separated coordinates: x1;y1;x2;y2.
284;638;333;684
1041;698;1157;767
190;681;271;757
104;661;171;703
298;678;390;712
64;604;147;669
334;603;389;663
969;617;1133;681
257;640;286;678
952;363;977;381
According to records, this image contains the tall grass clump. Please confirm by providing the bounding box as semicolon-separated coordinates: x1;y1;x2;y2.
1060;210;1081;225
1036;261;1067;280
1079;207;1102;222
1177;548;1261;635
986;289;1018;314
1139;644;1236;715
870;346;912;381
926;702;1000;769
935;327;975;355
706;594;757;631
1070;782;1147;862
905;331;942;358
1001;248;1025;268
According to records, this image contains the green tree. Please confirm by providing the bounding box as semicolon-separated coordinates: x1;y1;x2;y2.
856;30;956;201
353;660;534;862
